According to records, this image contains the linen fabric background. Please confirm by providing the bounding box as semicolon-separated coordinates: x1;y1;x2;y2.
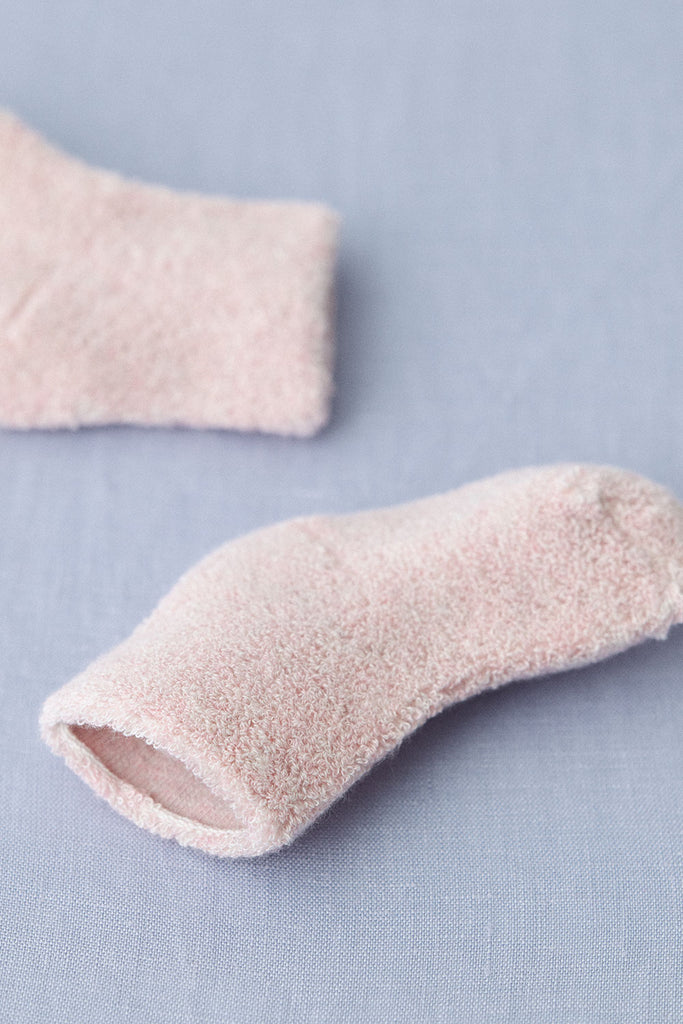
1;2;682;1021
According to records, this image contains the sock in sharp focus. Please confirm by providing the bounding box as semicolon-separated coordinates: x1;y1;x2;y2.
41;463;683;856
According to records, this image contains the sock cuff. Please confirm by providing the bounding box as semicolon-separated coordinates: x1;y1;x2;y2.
0;110;339;435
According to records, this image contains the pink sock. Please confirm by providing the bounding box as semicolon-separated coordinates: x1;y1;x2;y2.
0;111;338;435
40;464;683;856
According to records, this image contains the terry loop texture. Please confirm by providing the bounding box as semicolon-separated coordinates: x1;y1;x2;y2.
0;110;338;435
41;464;683;857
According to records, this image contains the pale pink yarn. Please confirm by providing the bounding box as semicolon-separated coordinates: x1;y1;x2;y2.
0;110;338;435
41;464;683;856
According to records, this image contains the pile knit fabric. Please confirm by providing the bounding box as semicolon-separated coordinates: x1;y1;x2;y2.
41;463;683;856
0;110;338;435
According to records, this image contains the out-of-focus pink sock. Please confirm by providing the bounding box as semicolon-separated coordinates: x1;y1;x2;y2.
41;464;683;856
0;110;338;435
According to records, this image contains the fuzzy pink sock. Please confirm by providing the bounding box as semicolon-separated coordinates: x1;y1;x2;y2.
41;464;683;856
0;111;338;435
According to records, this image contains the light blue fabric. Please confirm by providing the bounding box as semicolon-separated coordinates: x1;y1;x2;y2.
0;2;681;1020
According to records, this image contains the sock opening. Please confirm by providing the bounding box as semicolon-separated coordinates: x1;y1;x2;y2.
69;725;240;831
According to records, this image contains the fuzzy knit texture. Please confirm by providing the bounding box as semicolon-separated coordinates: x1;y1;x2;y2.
41;463;683;857
0;110;338;435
